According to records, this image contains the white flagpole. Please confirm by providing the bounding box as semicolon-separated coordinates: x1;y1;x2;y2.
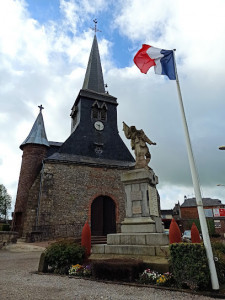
173;50;219;290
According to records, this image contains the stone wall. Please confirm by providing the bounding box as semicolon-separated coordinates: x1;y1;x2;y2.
23;173;42;239
0;231;18;248
23;161;128;240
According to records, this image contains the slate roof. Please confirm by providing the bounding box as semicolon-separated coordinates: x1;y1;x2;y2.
181;197;223;207
49;141;63;147
82;34;105;93
20;111;49;149
46;141;63;157
46;152;135;168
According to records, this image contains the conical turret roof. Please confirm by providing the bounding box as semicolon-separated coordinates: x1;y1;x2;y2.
20;109;49;149
82;34;105;93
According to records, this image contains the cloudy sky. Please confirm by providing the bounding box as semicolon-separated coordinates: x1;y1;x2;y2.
1;0;225;214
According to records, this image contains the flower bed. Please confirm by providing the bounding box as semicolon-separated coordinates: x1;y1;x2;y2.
68;264;91;277
138;268;174;287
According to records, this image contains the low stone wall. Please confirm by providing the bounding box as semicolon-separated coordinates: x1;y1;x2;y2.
0;231;19;248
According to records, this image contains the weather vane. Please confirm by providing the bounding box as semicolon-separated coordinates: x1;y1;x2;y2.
90;19;101;33
38;104;44;112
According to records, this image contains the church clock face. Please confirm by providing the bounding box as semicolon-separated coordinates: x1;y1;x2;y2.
94;121;104;131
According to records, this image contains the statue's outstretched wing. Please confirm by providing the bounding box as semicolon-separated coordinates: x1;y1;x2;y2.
141;130;156;145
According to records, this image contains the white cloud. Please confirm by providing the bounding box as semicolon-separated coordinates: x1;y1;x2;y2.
1;0;225;213
114;0;225;73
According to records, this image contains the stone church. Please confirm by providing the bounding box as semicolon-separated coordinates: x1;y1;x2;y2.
12;34;136;241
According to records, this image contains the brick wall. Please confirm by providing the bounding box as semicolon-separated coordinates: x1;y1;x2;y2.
23;161;129;239
180;207;199;219
12;144;48;234
181;206;224;219
181;206;225;236
14;144;48;213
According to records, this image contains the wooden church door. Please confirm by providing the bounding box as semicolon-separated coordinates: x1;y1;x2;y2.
91;196;116;236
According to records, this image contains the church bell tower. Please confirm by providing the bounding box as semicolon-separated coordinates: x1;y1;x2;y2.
55;33;135;164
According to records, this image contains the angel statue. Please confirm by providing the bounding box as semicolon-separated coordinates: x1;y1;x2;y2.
123;122;156;168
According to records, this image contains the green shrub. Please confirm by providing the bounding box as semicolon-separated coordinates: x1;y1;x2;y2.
91;259;143;282
212;241;225;284
206;219;215;236
0;224;10;231
212;241;225;254
211;233;221;238
186;219;215;236
169;243;210;290
186;219;201;232
44;239;85;274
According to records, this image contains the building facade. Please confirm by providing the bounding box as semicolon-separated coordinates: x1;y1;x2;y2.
12;34;135;241
180;197;225;236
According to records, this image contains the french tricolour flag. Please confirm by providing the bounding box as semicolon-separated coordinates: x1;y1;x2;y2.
134;45;176;80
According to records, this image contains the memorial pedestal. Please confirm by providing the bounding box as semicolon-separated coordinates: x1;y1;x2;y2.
90;168;169;272
120;168;163;233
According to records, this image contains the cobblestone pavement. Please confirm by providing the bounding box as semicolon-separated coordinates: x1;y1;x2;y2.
0;249;222;300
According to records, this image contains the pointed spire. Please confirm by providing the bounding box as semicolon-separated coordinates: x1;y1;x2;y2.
82;34;105;93
20;105;49;149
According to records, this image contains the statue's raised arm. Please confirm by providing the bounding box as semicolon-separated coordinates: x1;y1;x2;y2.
123;122;156;169
123;122;131;139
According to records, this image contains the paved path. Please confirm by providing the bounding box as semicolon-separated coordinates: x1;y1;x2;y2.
0;243;221;300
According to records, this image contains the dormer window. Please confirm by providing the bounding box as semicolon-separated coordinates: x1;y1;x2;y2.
92;101;107;121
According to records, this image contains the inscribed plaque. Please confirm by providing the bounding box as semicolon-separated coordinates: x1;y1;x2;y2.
132;206;142;214
148;186;159;216
130;191;142;201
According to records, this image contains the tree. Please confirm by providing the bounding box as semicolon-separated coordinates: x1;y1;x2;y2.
0;184;12;221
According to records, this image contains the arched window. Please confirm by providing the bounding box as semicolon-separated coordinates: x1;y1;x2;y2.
100;106;107;121
92;105;99;119
92;101;100;119
92;101;107;121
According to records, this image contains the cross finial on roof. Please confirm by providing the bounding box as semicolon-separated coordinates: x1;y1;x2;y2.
91;19;101;33
38;104;44;112
105;83;109;94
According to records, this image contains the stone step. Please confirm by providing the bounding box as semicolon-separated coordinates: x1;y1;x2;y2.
107;233;169;246
91;236;107;245
17;237;26;243
89;253;169;274
92;244;169;257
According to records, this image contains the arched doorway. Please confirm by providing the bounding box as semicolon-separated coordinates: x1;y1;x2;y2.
91;196;116;236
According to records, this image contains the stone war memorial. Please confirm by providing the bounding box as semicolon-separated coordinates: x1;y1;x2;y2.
90;124;169;271
11;27;169;269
